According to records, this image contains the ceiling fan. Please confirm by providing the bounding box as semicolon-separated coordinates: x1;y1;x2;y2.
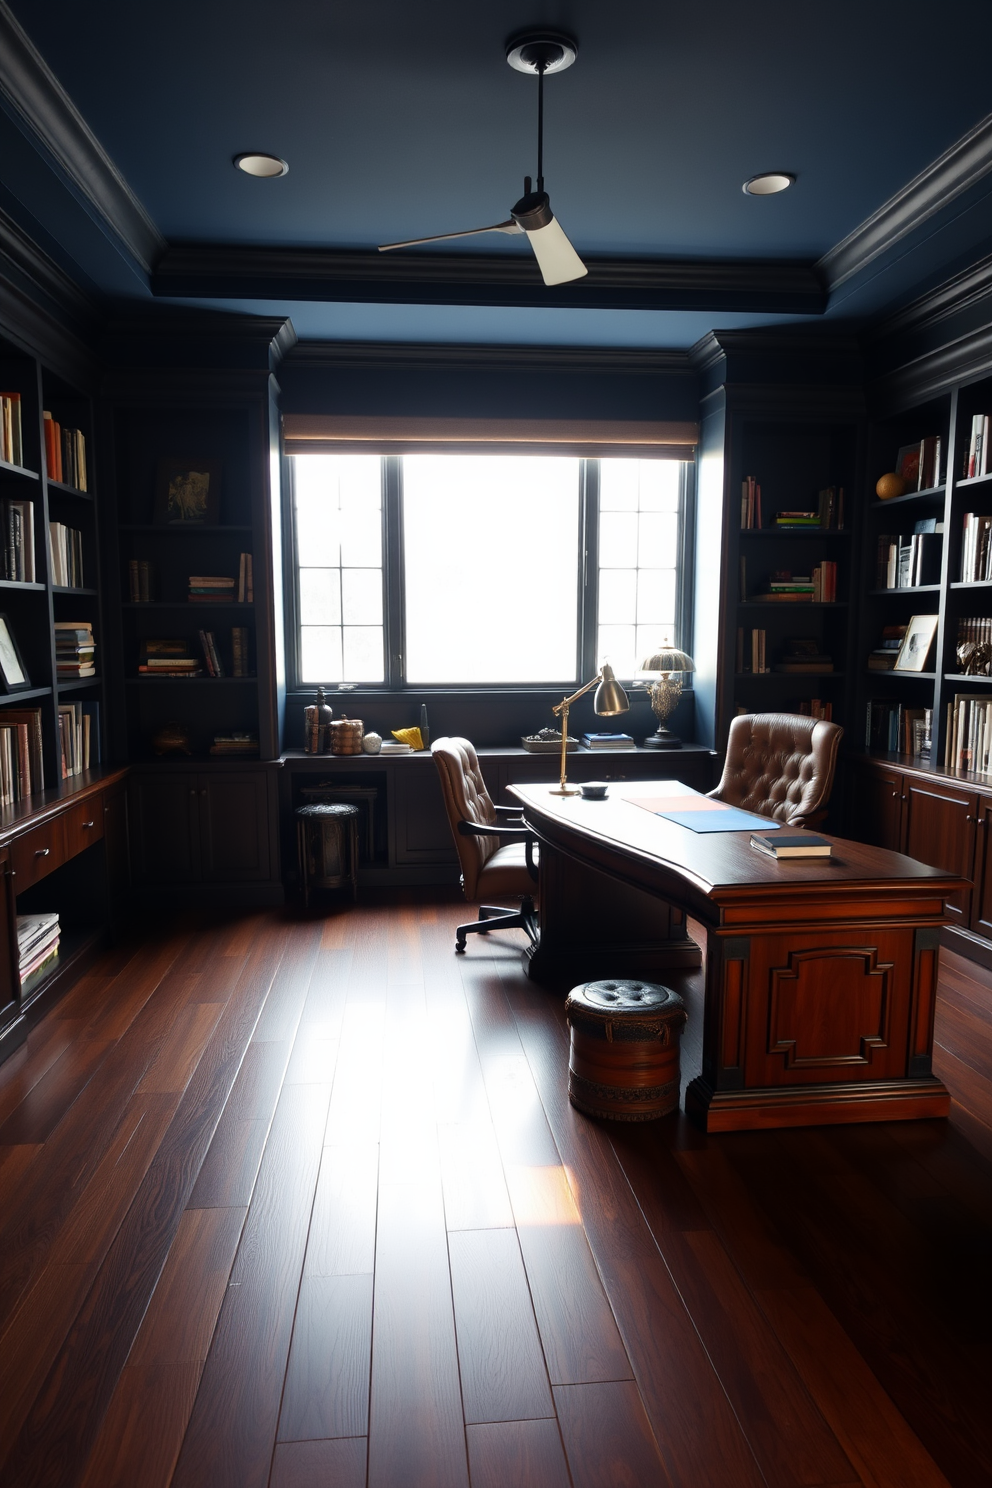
379;31;587;287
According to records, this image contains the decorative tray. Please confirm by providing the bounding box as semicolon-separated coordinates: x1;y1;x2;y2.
521;736;578;753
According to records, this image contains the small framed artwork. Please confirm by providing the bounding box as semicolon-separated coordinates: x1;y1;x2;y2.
895;442;921;491
154;458;222;525
894;613;939;672
0;613;31;692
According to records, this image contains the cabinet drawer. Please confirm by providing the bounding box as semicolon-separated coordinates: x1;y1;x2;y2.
11;818;65;890
63;798;105;858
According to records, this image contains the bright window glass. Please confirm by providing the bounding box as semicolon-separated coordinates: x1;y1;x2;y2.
402;455;581;684
295;455;384;683
597;459;680;679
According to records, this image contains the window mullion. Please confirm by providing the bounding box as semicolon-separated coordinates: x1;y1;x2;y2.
383;455;404;687
580;458;600;679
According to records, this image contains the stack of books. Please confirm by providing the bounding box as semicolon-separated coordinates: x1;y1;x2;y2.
772;510;819;528
1;390;23;466
139;639;202;677
945;694;992;775
237;552;253;602
582;732;635;750
740;476;762;529
55;621;95;679
48;522;84;587
2;498;35;580
868;624;907;670
866;700;929;756
43;411;87;489
58;700;98;776
188;574;235;603
0;708;43;798
963;417;990;479
811;560;837;601
198;629;225;676
750;832;832;860
127;559;153;602
877;527;942;588
762;571;815;602
774;639;833;674
17;913;59;988
209;732;258;757
956;616;992;674
960;513;992;581
792;698;833;720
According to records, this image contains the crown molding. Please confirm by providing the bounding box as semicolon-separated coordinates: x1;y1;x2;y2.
152;243;826;314
0;1;164;275
99;307;297;371
818;111;992;294
868;247;992;344
870;323;992;416
0;200;98;325
284;339;694;375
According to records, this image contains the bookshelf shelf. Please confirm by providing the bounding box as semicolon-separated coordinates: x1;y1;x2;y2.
126;676;257;685
870;484;945;509
0;580;45;591
57;677;102;693
736;671;845;680
868;585;941;596
0;458;39;481
52;586;98;596
944;672;992;684
738;601;848;610
121;601;255;610
738;528;851;539
950;580;992;590
119;524;254;534
46;480;92;501
0;686;52;703
864;670;936;680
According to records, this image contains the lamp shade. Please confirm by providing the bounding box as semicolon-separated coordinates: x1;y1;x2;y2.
593;662;629;715
638;648;694;676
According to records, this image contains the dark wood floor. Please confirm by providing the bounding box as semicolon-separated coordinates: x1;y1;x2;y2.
0;892;988;1488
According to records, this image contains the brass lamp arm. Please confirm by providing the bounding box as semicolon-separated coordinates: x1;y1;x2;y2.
552;672;601;716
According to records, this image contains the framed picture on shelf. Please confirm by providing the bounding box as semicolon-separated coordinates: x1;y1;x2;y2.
894;613;939;672
895;443;921;490
154;458;222;525
0;613;31;692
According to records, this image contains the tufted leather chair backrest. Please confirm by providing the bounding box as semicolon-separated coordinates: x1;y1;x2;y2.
431;737;499;899
708;712;843;828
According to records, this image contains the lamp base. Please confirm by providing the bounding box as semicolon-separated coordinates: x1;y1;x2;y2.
642;727;682;749
549;784;582;796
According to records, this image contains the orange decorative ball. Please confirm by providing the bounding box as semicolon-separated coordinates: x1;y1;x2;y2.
875;472;906;500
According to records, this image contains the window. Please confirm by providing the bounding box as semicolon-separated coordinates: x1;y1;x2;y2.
290;453;690;688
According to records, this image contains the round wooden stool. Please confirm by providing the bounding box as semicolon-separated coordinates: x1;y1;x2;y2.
295;802;360;907
565;979;686;1121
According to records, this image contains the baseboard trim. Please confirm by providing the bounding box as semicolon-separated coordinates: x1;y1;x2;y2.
941;924;992;971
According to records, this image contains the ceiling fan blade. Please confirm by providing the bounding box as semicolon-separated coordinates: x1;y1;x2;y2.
522;214;587;286
379;220;522;252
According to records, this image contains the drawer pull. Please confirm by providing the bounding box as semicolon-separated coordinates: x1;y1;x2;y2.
81;820;95;829
35;847;50;857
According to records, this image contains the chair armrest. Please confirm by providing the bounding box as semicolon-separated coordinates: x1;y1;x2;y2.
494;804;525;818
458;820;532;842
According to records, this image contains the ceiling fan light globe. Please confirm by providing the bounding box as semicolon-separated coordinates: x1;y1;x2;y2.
511;199;587;286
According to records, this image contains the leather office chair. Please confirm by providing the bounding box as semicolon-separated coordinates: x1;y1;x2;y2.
708;712;843;829
431;736;539;952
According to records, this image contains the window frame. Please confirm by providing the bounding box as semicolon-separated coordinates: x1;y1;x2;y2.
284;451;695;694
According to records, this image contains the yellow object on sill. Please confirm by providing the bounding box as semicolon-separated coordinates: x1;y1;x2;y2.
392;726;425;751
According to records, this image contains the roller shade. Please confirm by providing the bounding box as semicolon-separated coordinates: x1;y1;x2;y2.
282;414;697;460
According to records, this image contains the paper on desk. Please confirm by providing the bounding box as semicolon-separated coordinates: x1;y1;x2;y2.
629;794;722;814
658;807;781;833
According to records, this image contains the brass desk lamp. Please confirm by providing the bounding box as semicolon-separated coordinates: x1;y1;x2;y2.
550;663;630;795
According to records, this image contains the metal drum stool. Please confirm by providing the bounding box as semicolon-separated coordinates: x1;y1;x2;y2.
565;980;687;1121
295;802;360;906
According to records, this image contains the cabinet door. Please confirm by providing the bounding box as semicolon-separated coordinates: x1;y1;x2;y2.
971;796;992;939
127;773;200;884
0;849;17;1031
845;764;905;851
903;779;976;925
390;760;458;865
198;772;271;882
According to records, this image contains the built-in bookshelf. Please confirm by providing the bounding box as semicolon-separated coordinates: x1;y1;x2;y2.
723;417;860;734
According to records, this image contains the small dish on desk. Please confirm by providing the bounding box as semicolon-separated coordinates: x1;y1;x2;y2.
580;781;609;800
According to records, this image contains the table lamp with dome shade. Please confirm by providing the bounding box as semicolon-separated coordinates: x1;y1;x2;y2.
637;646;695;748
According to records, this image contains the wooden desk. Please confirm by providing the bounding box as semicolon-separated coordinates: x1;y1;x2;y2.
509;780;968;1132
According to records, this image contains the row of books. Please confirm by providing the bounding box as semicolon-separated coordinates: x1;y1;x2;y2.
3;498;35;581
43;411;87;490
59;700;99;777
127;559;153;603
793;698;834;720
775;639;834;673
17;913;59;989
1;390;23;466
896;435;941;492
139;630;252;678
581;732;634;750
188;559;253;604
876;527;942;589
866;700;931;756
945;694;992;775
0;708;44;803
200;627;251;677
956;616;992;676
959;512;992;582
741;477;763;530
963;415;991;480
737;628;767;673
56;621;96;679
772;510;821;528
751;561;837;603
739;483;844;532
49;522;84;588
209;732;259;757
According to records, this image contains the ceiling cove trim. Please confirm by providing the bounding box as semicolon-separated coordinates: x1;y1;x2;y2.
152;244;826;314
818;111;992;294
869;248;992;344
284;341;694;375
0;1;164;276
0;201;97;325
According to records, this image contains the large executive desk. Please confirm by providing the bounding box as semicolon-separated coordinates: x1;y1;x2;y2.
509;780;968;1133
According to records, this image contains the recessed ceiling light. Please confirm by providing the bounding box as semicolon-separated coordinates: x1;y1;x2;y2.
743;172;794;196
234;153;289;178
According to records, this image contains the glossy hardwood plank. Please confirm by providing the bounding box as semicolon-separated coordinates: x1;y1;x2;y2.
304;1142;379;1277
270;1436;367;1488
1;921;312;1488
437;1121;514;1231
170;1078;332;1488
127;1205;247;1367
0;1016;87;1126
324;1000;385;1145
465;1418;572;1488
368;1177;468;1488
0;1037;115;1145
554;1380;673;1488
189;1038;294;1209
74;933;197;1043
0;1261;96;1457
0;1142;39;1209
76;1360;202;1488
448;1226;553;1424
277;1273;373;1442
135;1000;224;1095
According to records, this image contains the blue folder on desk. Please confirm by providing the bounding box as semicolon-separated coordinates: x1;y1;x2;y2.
657;807;781;833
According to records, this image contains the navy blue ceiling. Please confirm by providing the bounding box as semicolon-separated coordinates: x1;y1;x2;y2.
4;0;992;346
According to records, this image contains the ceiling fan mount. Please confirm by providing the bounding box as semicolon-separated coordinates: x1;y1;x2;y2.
378;28;587;286
505;30;577;76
